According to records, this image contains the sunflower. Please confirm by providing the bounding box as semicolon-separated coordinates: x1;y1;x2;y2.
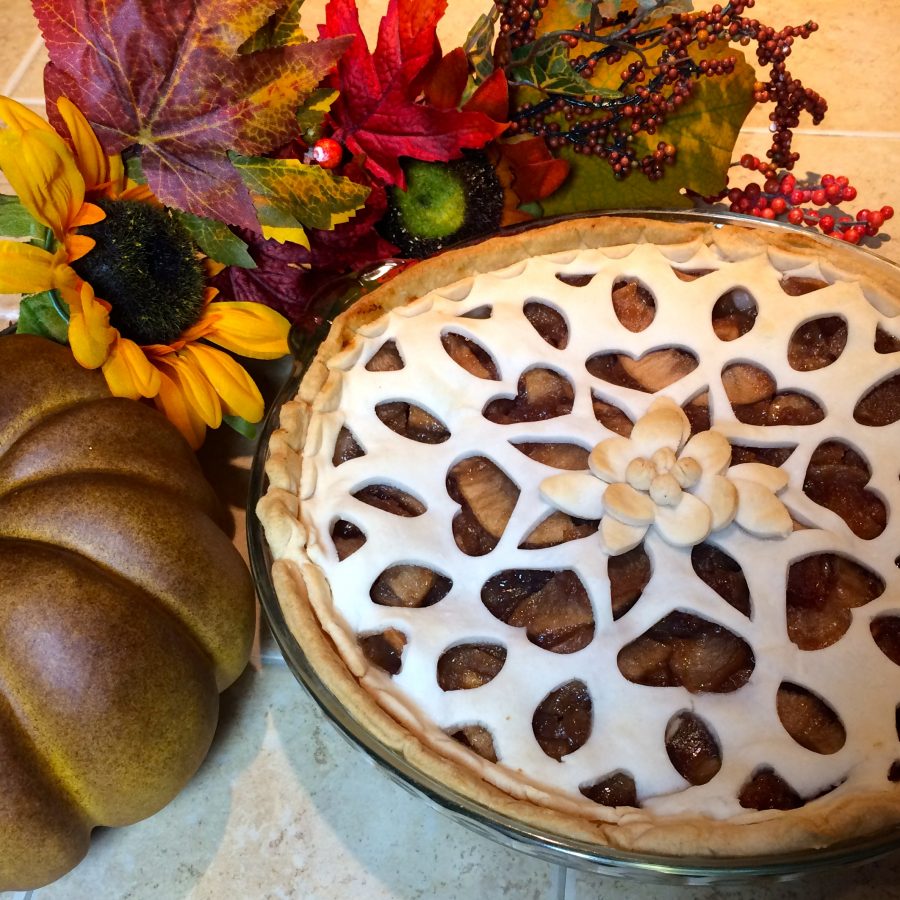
0;96;289;448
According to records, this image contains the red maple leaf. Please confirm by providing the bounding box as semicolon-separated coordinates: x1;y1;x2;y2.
320;0;508;188
33;0;351;230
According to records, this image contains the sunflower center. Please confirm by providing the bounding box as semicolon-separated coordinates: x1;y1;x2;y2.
72;199;206;345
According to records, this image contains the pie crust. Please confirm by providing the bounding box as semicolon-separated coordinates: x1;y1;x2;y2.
258;215;900;857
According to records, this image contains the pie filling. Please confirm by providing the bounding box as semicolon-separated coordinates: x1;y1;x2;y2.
264;223;900;851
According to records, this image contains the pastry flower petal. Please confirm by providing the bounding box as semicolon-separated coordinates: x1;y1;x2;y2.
540;394;793;554
539;471;607;520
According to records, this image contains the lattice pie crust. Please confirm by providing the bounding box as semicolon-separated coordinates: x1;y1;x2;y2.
259;216;900;856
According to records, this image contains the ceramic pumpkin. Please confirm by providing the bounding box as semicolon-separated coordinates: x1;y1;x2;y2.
0;333;256;890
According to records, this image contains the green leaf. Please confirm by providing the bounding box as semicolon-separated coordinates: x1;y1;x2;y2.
0;195;47;241
223;413;258;440
540;46;757;216
125;151;148;185
15;291;69;343
176;211;257;268
232;154;370;232
240;0;308;53
296;87;339;143
464;9;498;86
509;42;619;98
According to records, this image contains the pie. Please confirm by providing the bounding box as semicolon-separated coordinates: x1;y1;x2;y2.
258;215;900;857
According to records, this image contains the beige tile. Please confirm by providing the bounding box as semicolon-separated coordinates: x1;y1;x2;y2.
0;0;40;93
736;0;900;135
10;41;48;105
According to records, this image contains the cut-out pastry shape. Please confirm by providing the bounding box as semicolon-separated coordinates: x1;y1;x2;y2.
437;643;506;691
447;456;520;555
359;629;407;675
617;610;754;693
524;300;568;348
611;279;656;332
483;367;574;423
481;569;594;653
586;348;698;393
370;564;452;608
712;288;758;341
723;363;825;425
580;772;638;807
665;711;722;784
375;400;451;443
540;396;792;554
365;338;405;371
533;679;592;760
441;331;500;380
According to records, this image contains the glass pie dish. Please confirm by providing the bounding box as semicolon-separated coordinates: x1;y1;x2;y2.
247;210;900;883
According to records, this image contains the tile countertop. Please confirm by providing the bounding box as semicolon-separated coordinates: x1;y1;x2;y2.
3;1;900;898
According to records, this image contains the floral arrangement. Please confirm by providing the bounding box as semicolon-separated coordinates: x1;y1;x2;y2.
0;0;893;447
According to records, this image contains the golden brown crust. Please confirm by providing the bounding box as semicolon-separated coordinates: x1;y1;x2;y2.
258;215;900;859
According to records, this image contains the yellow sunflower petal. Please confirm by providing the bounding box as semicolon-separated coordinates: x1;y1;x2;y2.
0;240;57;294
199;301;290;359
181;343;264;423
158;353;222;429
65;232;96;263
155;367;207;449
0;96;54;137
55;97;109;192
68;281;114;369
102;337;161;399
0;128;86;239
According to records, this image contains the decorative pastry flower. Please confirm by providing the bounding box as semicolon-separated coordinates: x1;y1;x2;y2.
0;97;289;448
540;396;793;555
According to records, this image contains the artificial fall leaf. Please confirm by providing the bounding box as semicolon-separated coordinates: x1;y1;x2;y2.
232;154;371;232
34;0;351;230
539;44;756;216
240;0;308;53
320;0;509;188
500;137;570;205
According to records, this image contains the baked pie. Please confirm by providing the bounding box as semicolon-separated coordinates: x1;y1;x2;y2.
258;215;900;857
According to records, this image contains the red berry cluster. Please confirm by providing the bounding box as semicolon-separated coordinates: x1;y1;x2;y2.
725;168;894;243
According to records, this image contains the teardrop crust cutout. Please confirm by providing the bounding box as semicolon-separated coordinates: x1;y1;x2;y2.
788;316;847;371
612;279;656;332
482;569;594;654
333;426;365;466
331;519;367;560
375;401;451;443
441;331;500;380
353;484;426;517
580;772;638;807
665;711;722;784
370;564;452;608
592;394;635;436
776;682;846;754
437;643;507;691
449;725;498;762
854;373;900;426
511;441;588;469
524;301;569;348
519;511;599;550
532;679;592;760
556;272;594;287
609;543;651;620
447;456;520;555
691;543;751;617
739;767;804;810
617;611;754;693
359;629;407;675
712;288;758;341
871;616;900;666
365;339;405;371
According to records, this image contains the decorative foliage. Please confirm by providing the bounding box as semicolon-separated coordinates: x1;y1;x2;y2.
34;0;352;230
319;0;508;187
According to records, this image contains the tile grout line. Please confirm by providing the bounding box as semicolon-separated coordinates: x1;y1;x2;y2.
2;34;43;97
741;126;900;140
